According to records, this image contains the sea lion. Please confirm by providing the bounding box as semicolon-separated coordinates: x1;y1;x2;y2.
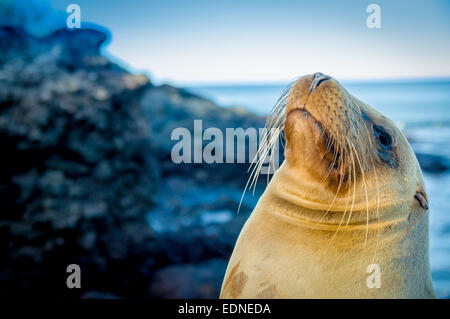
220;73;436;298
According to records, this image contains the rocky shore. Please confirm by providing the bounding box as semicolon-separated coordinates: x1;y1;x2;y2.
0;26;265;298
1;26;448;299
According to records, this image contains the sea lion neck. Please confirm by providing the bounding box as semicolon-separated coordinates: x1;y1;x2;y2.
266;161;410;228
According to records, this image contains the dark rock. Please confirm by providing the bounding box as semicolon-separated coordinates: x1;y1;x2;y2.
0;21;273;299
0;26;160;298
141;84;275;186
415;152;450;173
80;290;122;299
148;259;228;298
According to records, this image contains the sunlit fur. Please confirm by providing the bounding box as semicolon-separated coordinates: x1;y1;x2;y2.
222;74;436;298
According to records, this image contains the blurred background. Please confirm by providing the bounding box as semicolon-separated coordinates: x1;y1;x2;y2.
0;0;449;298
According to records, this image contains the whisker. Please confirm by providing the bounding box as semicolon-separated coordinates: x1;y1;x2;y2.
238;82;293;213
351;141;369;250
346;138;357;227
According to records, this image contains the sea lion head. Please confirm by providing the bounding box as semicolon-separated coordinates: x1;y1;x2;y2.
262;73;428;223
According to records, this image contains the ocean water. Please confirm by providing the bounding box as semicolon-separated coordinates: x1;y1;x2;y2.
186;79;450;298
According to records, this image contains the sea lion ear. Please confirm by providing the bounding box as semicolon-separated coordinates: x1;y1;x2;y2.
414;188;429;210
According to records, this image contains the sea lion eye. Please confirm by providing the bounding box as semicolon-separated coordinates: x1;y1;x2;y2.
374;125;392;149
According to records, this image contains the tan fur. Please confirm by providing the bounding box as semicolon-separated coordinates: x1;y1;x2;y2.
220;74;436;299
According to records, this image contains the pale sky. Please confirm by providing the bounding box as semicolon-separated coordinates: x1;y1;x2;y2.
47;0;450;84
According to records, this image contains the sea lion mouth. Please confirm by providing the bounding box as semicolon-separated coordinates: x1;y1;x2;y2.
286;107;343;176
286;107;325;137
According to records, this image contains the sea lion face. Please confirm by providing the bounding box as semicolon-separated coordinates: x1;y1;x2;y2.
283;73;428;218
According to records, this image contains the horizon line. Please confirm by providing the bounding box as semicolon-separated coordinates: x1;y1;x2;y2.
167;76;450;88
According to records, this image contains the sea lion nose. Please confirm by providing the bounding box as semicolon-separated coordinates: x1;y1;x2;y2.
310;72;330;92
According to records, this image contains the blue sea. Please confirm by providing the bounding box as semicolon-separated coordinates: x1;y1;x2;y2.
185;79;450;298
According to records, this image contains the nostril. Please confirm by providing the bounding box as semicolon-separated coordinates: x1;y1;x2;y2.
315;76;329;87
310;72;330;92
313;72;325;78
